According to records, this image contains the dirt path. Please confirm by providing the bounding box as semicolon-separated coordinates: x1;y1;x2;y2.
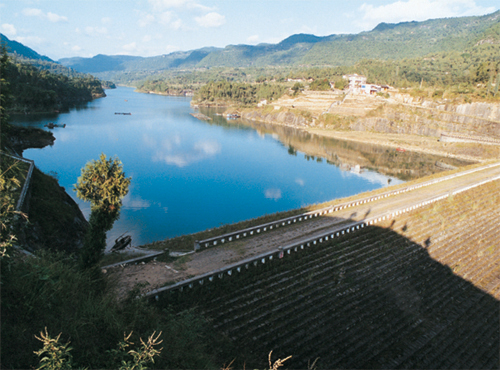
109;163;500;298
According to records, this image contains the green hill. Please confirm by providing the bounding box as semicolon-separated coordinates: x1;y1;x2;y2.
0;33;53;62
59;47;219;74
51;10;500;81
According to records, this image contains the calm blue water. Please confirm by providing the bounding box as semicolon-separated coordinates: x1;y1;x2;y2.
14;87;403;247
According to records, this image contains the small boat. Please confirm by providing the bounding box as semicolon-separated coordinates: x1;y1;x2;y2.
111;235;132;252
44;123;66;129
115;112;132;115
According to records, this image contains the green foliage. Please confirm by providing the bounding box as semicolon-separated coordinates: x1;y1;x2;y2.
194;80;287;105
75;154;130;268
291;82;304;96
1;45;12;146
0;157;25;259
309;78;331;91
3;56;104;114
34;328;74;370
107;331;163;370
75;153;130;214
1;250;223;369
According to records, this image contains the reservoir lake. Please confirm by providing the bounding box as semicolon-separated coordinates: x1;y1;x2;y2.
15;87;410;248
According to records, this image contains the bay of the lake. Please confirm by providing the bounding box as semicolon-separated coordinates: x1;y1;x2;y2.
14;87;404;248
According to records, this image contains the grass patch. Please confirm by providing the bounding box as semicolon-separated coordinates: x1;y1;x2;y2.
26;167;88;253
99;252;147;267
1;250;228;369
173;254;192;270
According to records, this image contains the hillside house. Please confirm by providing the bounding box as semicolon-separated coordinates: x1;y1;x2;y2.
343;74;367;91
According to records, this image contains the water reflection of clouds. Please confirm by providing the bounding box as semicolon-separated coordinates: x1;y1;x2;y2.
122;192;151;210
265;188;282;201
295;178;305;186
344;169;403;186
143;134;221;167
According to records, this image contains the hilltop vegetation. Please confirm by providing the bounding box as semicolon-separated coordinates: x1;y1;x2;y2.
55;10;500;86
3;56;105;114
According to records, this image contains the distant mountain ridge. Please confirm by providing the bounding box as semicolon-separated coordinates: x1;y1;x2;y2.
3;9;500;79
58;47;219;74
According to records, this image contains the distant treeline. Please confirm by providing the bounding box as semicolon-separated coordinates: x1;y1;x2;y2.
3;56;105;113
194;80;288;105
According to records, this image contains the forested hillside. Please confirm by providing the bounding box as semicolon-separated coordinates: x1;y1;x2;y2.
3;57;105;113
55;10;500;89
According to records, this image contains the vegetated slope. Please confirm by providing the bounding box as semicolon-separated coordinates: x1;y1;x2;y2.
0;33;53;62
3;56;105;113
58;10;500;76
302;11;500;66
58;47;219;75
160;180;500;369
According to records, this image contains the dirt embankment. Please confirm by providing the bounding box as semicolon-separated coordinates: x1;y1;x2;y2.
237;91;500;162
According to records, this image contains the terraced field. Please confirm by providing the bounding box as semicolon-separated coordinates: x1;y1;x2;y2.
158;179;500;369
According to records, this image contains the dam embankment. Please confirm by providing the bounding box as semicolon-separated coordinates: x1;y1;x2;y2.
144;164;500;369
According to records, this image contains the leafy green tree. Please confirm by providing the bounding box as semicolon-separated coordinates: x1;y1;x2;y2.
1;45;12;147
0;161;23;259
291;82;303;96
75;153;130;268
310;78;331;91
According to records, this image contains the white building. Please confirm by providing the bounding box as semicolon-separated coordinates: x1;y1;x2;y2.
343;74;367;90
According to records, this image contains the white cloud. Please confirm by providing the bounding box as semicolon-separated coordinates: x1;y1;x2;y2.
265;188;282;201
101;17;112;25
195;12;225;27
122;42;138;52
149;0;189;10
159;11;174;24
149;0;212;11
22;8;67;22
170;19;183;30
358;0;496;30
16;35;44;46
85;26;108;36
138;13;155;27
72;45;82;52
142;35;152;42
247;35;259;43
1;23;17;36
22;8;43;17
46;12;68;22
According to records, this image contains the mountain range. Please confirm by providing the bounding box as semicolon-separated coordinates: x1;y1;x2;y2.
2;10;499;80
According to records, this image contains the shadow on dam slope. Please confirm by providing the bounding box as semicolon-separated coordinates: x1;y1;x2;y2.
158;224;499;369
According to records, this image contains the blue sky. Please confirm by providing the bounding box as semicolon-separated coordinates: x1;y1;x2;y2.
1;0;498;60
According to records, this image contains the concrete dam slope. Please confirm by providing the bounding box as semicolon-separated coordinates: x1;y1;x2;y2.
150;163;500;369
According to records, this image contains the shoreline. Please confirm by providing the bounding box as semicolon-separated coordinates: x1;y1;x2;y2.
305;129;485;163
235;112;492;163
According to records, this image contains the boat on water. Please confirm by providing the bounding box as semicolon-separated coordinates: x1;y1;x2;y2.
44;123;66;129
115;112;132;115
111;235;132;252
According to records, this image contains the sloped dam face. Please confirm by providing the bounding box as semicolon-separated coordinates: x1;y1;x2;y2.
156;223;499;369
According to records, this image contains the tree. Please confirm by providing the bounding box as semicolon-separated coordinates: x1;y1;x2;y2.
1;44;12;148
75;153;130;268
